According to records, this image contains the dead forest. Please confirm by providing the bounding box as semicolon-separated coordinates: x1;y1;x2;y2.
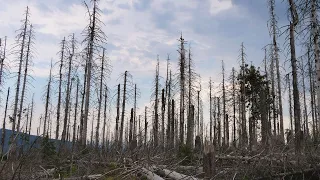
1;0;320;179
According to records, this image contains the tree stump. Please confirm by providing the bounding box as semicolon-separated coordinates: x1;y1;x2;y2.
203;141;215;178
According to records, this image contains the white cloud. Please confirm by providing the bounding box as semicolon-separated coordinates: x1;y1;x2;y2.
209;0;233;15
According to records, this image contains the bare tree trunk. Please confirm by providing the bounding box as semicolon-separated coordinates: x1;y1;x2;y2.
166;71;172;148
102;86;107;151
209;78;213;143
62;35;75;142
56;37;66;140
179;35;186;145
286;74;294;132
120;71;127;148
17;25;33;135
240;43;247;147
29;94;34;136
288;0;301;154
1;87;9;154
145;106;148;146
129;108;133;146
187;105;195;148
12;7;29;139
115;84;120;143
300;60;309;137
95;48;105;149
232;68;236;147
72;78;79;150
222;60;228;147
171;99;175;148
161;89;165;149
308;49;317;142
154;58;160;148
134;84;137;144
82;0;99;146
44;62;53;136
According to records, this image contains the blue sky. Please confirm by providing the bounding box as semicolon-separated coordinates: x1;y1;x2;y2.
0;0;297;137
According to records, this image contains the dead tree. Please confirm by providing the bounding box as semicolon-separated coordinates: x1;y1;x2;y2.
209;78;213;143
269;0;284;141
286;74;294;132
102;85;108;151
288;0;301;154
43;61;53;136
81;0;107;146
56;37;66;140
115;84;120;143
300;60;309;137
153;57;160;148
28;94;34;136
166;71;172;147
95;48;106;149
178;34;187;145
72;77;80;150
1;87;9;153
17;24;33;135
145;106;148;146
62;35;75;142
12;7;29;138
222;60;228;147
240;43;247;147
231;68;237;146
161;88;165;149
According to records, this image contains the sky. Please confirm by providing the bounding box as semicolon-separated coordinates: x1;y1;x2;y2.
0;0;298;138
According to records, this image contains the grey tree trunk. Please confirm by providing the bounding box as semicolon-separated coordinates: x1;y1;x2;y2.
44;61;53;136
29;94;34;136
12;7;29;138
288;0;301;154
95;48;105;149
56;37;66;140
154;58;160;148
102;86;107;151
1;87;9;154
17;25;33;134
120;71;128;148
72;78;79;150
179;35;186;145
115;84;120;143
62;35;75;142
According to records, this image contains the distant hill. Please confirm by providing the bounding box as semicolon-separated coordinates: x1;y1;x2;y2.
0;129;71;154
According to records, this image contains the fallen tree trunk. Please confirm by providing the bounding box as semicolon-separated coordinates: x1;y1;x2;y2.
141;167;164;180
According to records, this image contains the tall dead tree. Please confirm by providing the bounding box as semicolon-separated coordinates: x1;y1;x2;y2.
12;7;29;138
145;106;148;146
72;77;80;149
153;57;160;148
62;35;75;142
81;0;107;146
288;0;301;154
286;74;294;132
166;71;172;147
178;34;187;145
269;0;284;141
43;61;53;136
115;84;120;143
17;24;33;134
95;48;106;149
209;78;213;143
120;71;129;147
300;60;309;136
102;85;108;150
28;94;34;136
240;43;247;147
56;37;66;140
222;60;228;147
231;68;236;146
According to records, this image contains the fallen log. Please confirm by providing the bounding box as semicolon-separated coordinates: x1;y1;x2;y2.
141;167;164;180
161;168;200;180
